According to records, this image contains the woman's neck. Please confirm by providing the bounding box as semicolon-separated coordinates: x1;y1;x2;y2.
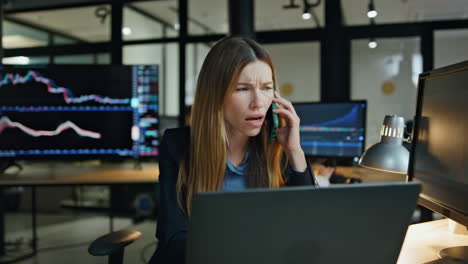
226;132;249;167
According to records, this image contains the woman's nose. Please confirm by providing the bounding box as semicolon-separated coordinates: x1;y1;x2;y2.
250;90;268;109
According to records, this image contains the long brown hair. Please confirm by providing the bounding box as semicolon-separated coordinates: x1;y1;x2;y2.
176;36;286;214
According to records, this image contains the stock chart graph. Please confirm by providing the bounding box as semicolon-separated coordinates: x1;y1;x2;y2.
0;116;102;139
1;70;131;105
295;102;366;158
0;65;159;159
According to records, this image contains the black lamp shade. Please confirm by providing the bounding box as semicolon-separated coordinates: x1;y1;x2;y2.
359;115;409;174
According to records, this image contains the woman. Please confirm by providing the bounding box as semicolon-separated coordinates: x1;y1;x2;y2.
150;36;316;264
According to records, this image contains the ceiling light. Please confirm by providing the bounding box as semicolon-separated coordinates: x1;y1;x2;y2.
122;27;132;36
2;56;30;65
367;10;378;18
368;39;378;49
302;2;312;20
367;0;378;18
2;35;47;49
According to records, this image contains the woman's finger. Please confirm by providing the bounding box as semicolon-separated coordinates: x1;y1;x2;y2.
273;108;299;127
273;93;297;115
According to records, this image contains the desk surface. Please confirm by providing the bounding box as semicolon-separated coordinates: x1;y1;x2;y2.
309;164;406;183
397;219;468;263
1;163;404;187
0;162;158;186
335;166;406;182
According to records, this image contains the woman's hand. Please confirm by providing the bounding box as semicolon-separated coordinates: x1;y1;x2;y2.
272;91;307;172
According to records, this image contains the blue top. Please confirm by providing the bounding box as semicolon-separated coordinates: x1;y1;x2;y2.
222;152;249;191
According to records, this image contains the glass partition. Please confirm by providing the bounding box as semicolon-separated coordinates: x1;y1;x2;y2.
264;42;320;103
124;43;179;117
351;37;422;147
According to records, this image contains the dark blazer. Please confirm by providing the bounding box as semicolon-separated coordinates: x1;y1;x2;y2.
149;127;316;264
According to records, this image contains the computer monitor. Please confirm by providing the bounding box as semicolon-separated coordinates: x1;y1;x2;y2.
408;60;468;227
0;64;159;159
294;101;366;161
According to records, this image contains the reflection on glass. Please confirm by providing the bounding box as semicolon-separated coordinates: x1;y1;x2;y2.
189;0;228;35
2;56;49;65
185;43;212;106
414;117;446;176
342;0;468;26
29;56;50;64
263;42;320;103
55;54;95;64
3;20;48;48
412;65;468;215
8;5;112;42
53;53;108;64
123;5;163;40
129;0;179;38
255;0;324;30
53;35;78;45
351;37;421;148
96;53;110;64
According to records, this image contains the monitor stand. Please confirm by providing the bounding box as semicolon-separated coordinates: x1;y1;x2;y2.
439;246;468;262
438;220;468;262
399;219;468;263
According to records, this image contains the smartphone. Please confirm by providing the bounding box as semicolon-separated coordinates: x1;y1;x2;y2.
269;88;279;140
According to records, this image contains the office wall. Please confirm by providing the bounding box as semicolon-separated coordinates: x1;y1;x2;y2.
264;42;320;102
185;43;211;106
184;41;320;106
351;37;421;147
434;29;468;68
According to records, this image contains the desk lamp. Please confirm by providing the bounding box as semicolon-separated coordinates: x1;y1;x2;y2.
358;115;409;175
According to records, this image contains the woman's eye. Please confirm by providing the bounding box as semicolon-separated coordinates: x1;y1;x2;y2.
236;87;248;91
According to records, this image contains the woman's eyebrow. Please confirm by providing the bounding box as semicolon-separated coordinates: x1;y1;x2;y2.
237;81;273;86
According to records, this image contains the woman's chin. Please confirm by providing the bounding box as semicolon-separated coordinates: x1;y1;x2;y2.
244;127;262;137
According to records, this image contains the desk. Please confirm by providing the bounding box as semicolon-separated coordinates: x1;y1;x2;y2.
0;162;159;186
0;162;159;263
310;165;407;183
335;166;406;182
397;219;468;263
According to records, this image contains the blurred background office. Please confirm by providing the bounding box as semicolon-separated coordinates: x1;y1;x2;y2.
0;0;468;263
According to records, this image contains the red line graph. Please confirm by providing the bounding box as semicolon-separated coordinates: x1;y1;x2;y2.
0;116;101;139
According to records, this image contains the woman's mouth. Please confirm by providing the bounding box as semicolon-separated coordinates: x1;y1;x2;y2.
245;115;264;128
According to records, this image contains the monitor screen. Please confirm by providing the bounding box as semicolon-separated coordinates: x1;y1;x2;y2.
294;101;366;159
0;64;159;159
409;61;468;226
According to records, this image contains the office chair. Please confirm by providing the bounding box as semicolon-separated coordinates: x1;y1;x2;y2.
88;229;142;264
88;184;160;264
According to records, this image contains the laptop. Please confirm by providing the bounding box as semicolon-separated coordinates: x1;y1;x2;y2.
186;182;421;264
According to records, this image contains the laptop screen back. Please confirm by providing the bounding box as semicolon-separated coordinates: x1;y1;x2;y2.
187;182;420;264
